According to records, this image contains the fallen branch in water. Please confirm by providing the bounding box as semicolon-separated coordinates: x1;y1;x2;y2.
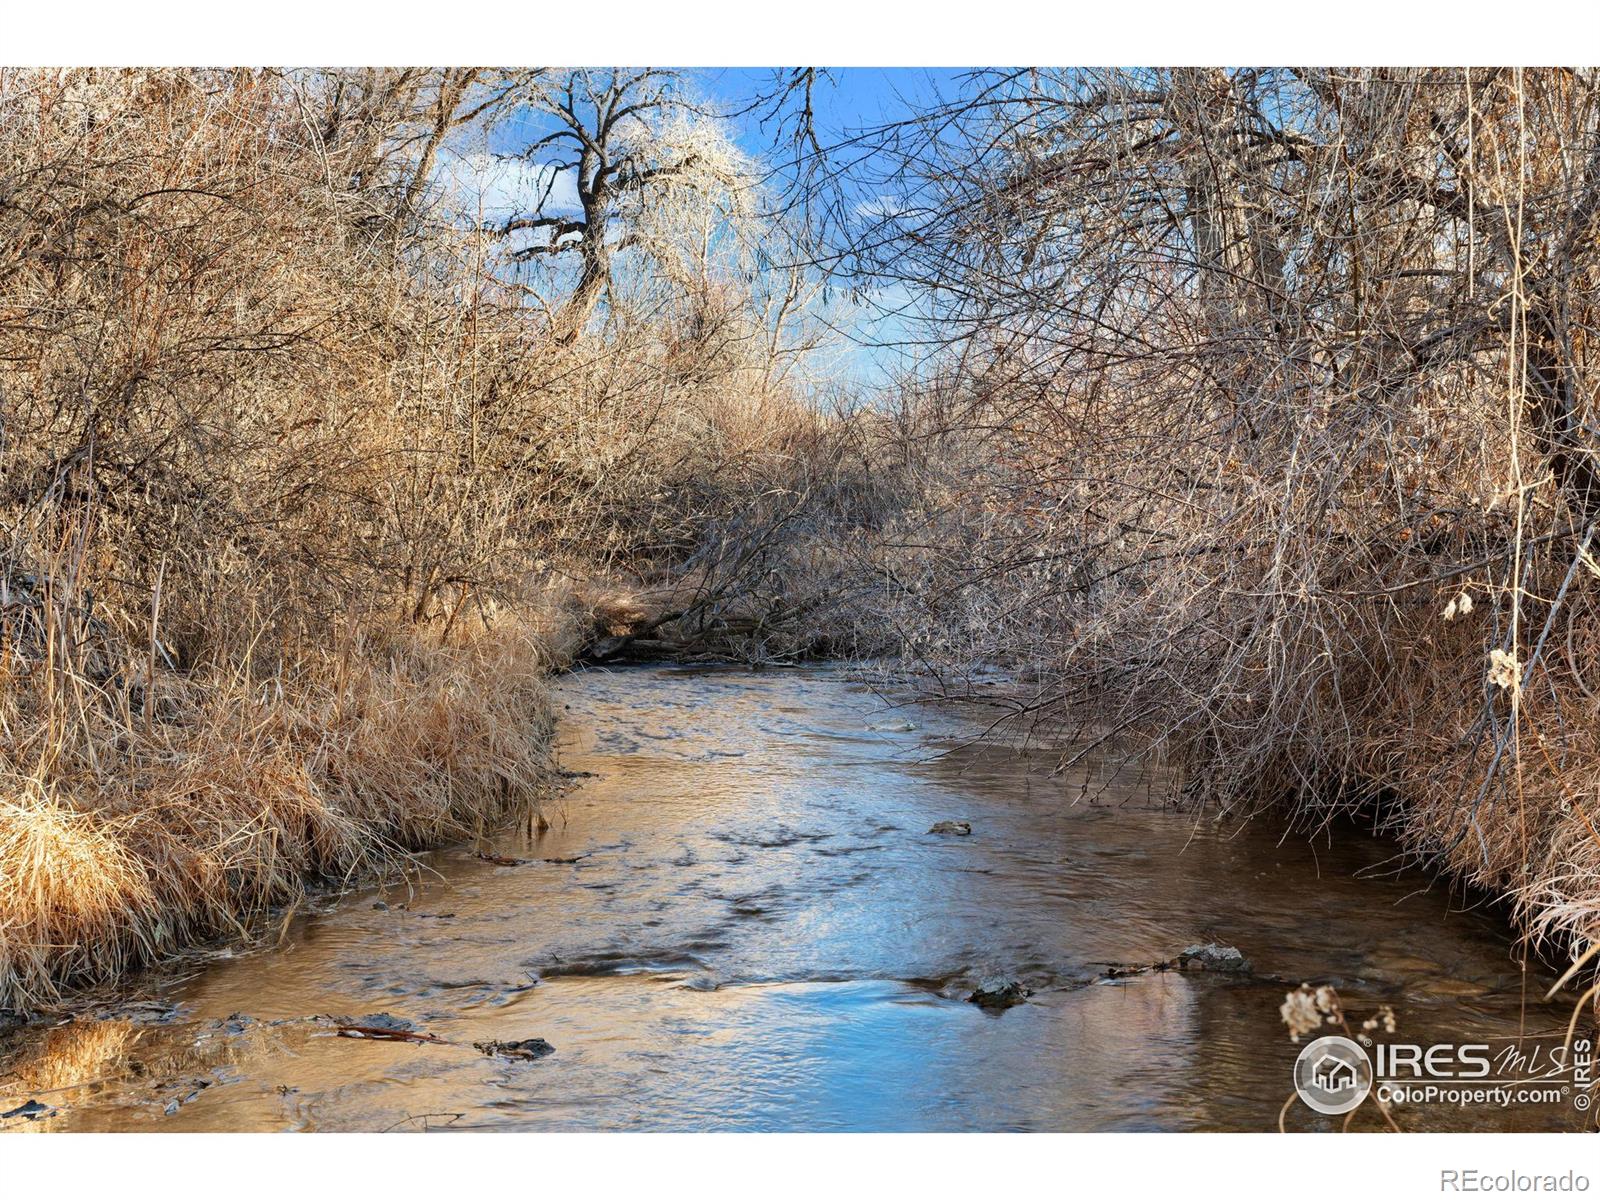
381;1111;464;1132
334;1025;450;1044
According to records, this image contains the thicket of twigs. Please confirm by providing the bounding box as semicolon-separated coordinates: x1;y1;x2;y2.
849;67;1600;962
0;68;895;1009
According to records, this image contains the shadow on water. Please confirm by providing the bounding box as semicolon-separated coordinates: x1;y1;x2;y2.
0;665;1588;1131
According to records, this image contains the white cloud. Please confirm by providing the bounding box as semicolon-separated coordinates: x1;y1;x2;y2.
434;147;582;226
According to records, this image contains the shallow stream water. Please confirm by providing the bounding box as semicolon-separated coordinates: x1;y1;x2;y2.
0;666;1587;1131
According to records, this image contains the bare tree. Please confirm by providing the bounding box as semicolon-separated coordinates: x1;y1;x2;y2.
500;69;708;342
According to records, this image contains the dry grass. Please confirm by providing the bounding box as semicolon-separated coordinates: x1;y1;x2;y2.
0;784;162;1004
0;613;562;1010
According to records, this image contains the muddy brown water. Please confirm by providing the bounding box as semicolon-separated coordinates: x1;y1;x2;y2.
0;666;1589;1131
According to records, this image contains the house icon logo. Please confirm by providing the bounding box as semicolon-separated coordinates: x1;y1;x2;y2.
1293;1035;1373;1115
1313;1053;1358;1092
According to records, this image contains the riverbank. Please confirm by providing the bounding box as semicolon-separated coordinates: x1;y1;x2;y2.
0;607;571;1015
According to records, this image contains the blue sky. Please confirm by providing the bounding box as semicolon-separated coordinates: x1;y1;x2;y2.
459;69;978;385
710;70;967;378
700;68;966;148
481;68;969;159
706;70;973;382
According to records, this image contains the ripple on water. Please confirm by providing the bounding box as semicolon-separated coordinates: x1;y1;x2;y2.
0;665;1581;1132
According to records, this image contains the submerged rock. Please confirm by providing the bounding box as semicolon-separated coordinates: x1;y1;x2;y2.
88;999;183;1025
929;820;972;836
0;1099;55;1121
348;1012;417;1032
1175;943;1251;973
967;977;1030;1010
474;1037;555;1061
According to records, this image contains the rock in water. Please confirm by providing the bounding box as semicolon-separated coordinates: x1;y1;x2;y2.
349;1012;416;1032
474;1037;555;1061
0;1099;54;1121
929;820;972;836
967;977;1030;1010
1175;943;1251;973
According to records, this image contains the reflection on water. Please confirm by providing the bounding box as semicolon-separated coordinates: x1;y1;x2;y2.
0;666;1587;1131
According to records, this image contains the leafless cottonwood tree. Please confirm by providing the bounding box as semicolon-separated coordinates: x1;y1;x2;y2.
499;70;735;343
468;68;882;662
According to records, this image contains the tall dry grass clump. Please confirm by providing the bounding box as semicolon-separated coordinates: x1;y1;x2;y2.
0;783;161;999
